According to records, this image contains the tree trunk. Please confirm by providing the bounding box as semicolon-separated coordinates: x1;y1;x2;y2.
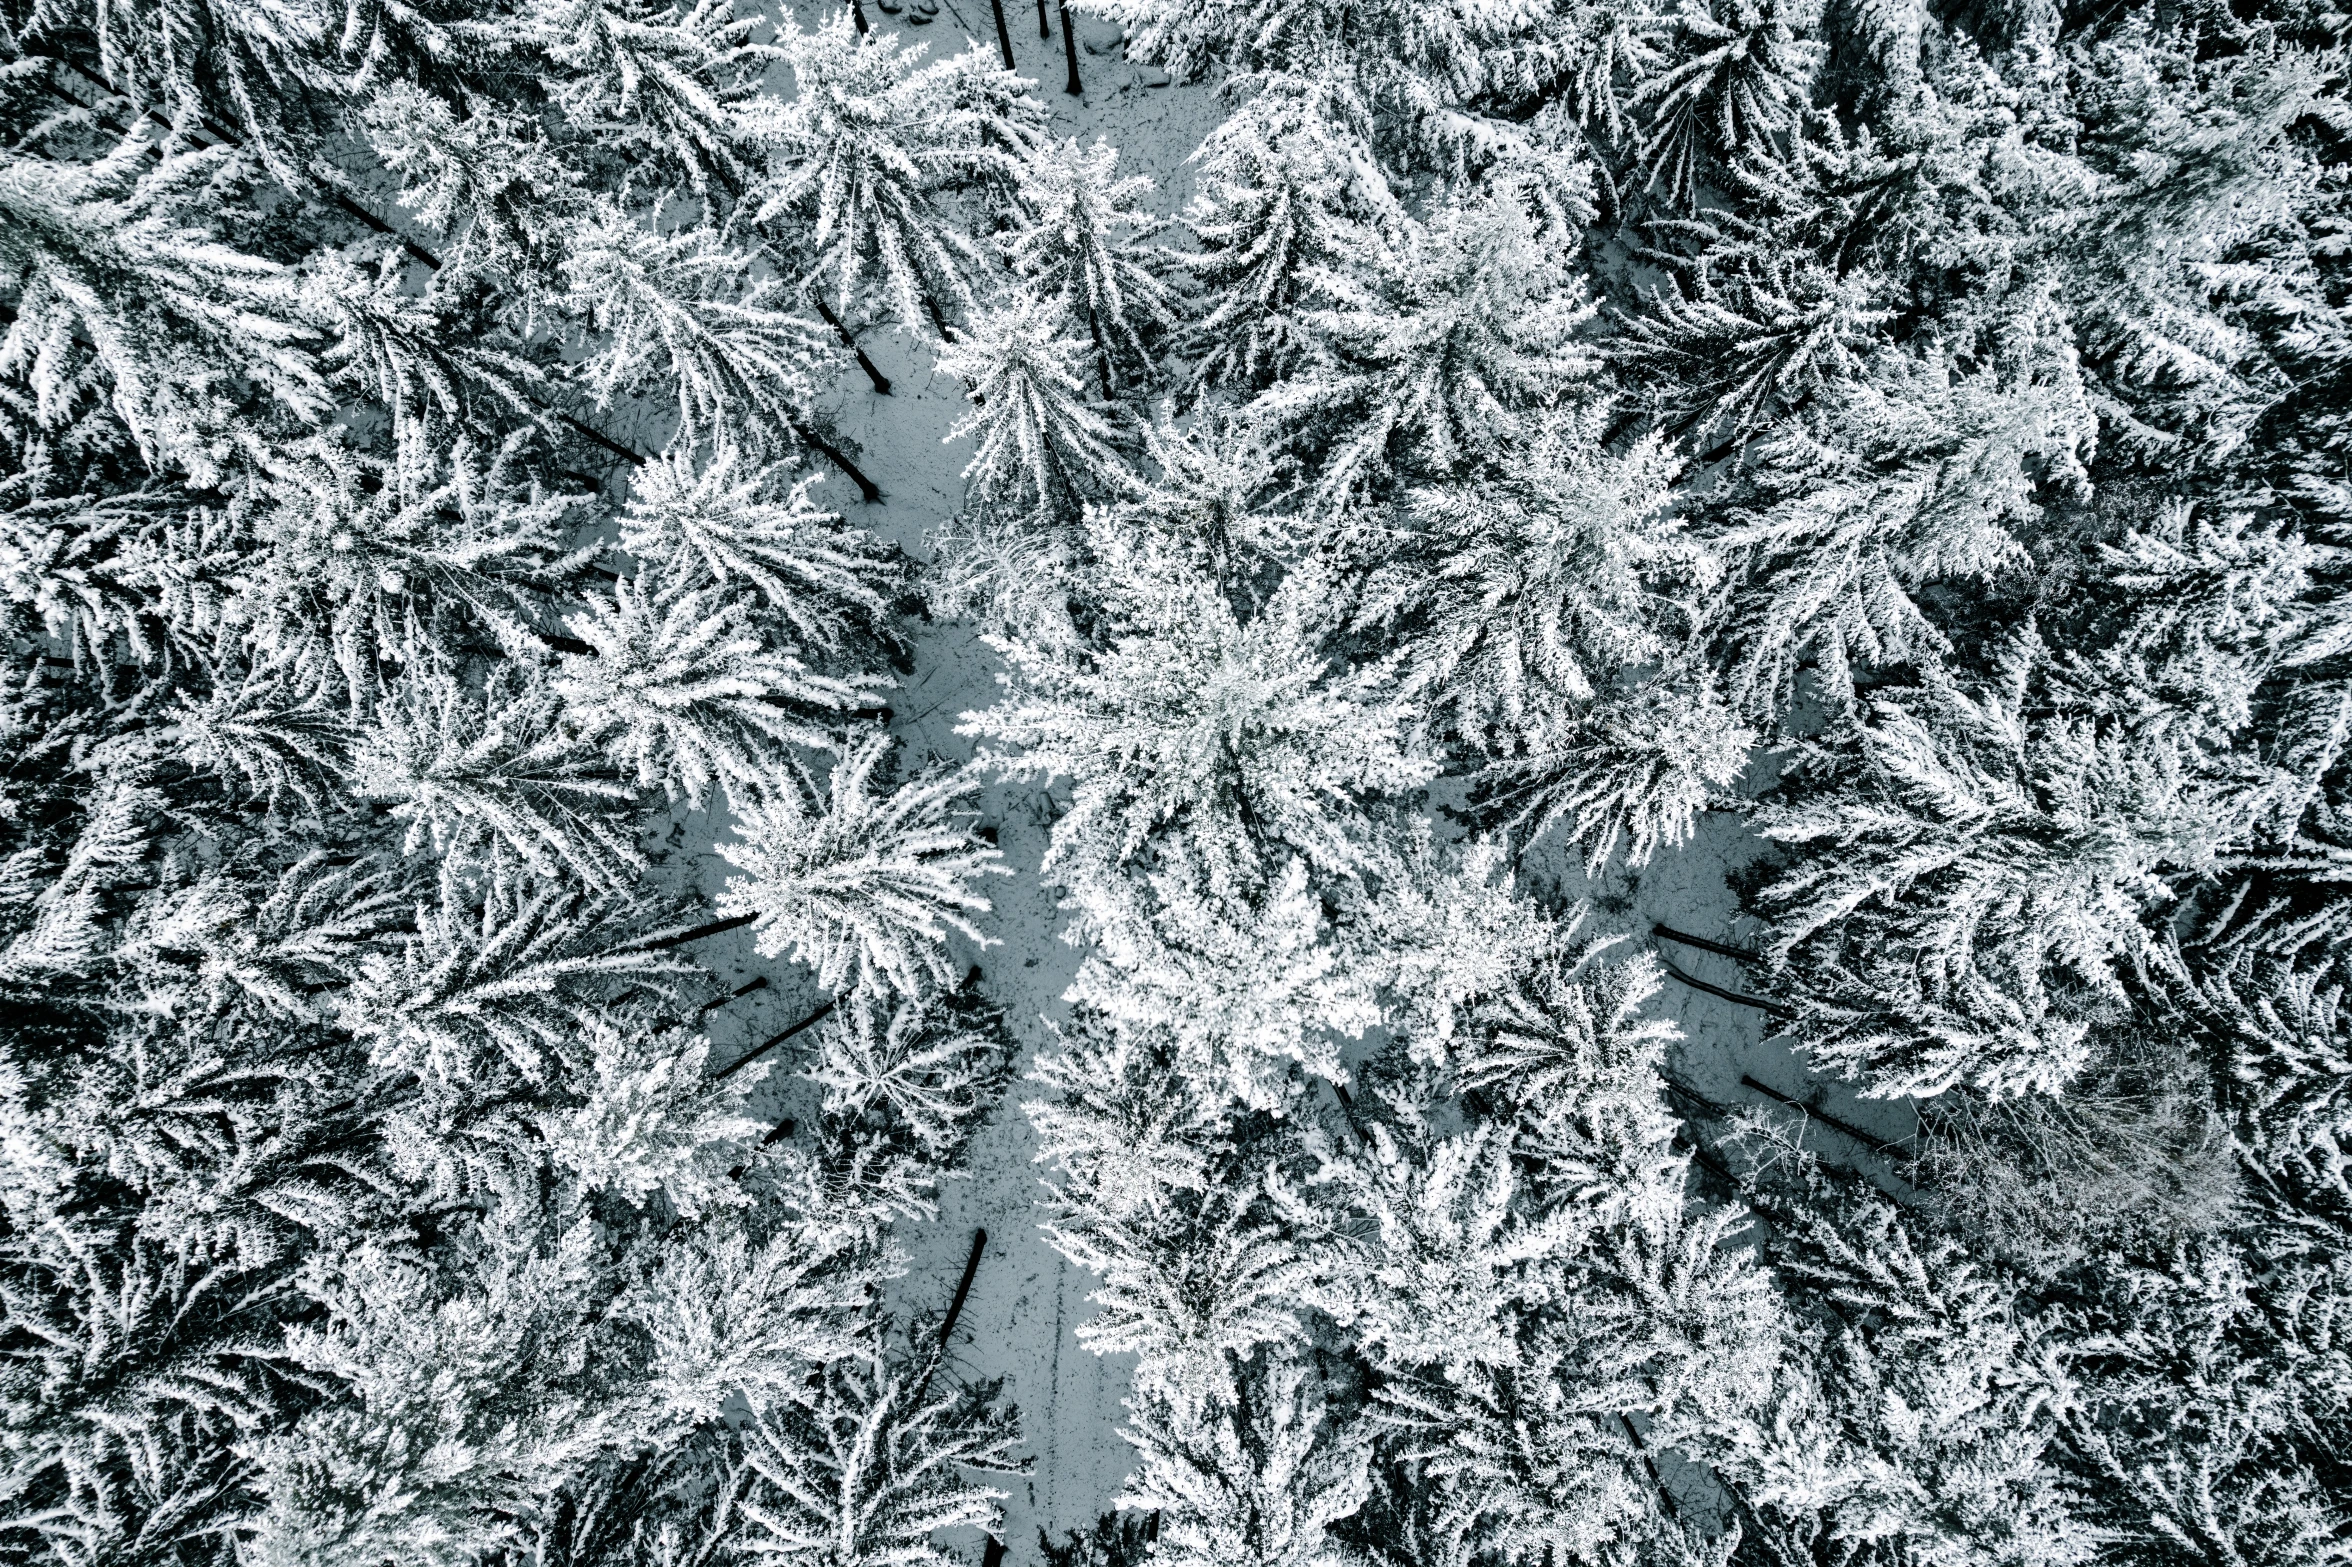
1619;1414;1680;1520
1738;1074;1903;1155
553;409;647;468
1060;3;1082;93
851;0;870;32
1084;310;1113;401
633;911;757;952
1656;953;1792;1019
791;421;883;502
814;297;893;394
1037;0;1049;39
989;0;1016;68
697;975;768;1017
716;996;839;1080
923;293;957;343
937;1227;987;1348
1677;1127;1738;1187
1328;1080;1371;1148
1651;923;1761;965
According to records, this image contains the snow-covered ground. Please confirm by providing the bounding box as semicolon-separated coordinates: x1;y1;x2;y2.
667;13;1918;1556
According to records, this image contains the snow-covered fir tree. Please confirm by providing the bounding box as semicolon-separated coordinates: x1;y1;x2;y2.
938;289;1130;522
1002;136;1176;396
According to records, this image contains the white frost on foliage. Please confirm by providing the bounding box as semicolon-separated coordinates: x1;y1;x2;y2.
718;734;1004;996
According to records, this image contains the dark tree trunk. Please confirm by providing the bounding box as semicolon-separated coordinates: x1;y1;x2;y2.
555;410;647;467
923;293;957;343
1328;1080;1371;1148
850;0;870;32
697;975;768;1017
814;296;893;394
1656;953;1792;1019
1738;1074;1904;1155
1619;1414;1680;1520
717;996;839;1080
1677;1128;1738;1187
989;0;1016;67
1060;3;1082;93
633;912;756;952
791;421;883;502
1084;310;1114;400
937;1227;987;1348
1651;923;1761;965
1037;0;1049;39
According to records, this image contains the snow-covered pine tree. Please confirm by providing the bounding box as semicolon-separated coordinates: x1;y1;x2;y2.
1630;0;1822;211
1723;1178;2095;1567
1754;629;2252;1100
522;0;772;192
339;870;698;1084
1276;917;1783;1566
2177;924;2352;1212
961;512;1433;908
2051;20;2328;466
1117;1355;1372;1567
1358;396;1753;875
1055;1183;1317;1420
1098;406;1293;594
1058;847;1386;1108
1287;1116;1586;1382
1003;136;1176;397
1378;407;1691;742
358;83;595;279
2046;1213;2352;1567
808;972;1015;1162
560;205;835;455
757;12;1027;339
1025;996;1327;1414
1700;357;2092;721
1069;0;1529;177
740;1347;1024;1567
303;244;547;479
351;659;645;891
718;733;1004;997
1477;673;1752;875
1252;185;1597;512
0;137;330;468
1026;1009;1228;1226
1178;79;1400;392
616;442;900;657
553;571;884;808
938;290;1129;522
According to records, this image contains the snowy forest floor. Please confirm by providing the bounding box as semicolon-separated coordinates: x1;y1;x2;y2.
639;10;1921;1555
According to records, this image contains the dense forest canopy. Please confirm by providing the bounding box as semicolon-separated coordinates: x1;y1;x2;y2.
0;0;2348;1558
